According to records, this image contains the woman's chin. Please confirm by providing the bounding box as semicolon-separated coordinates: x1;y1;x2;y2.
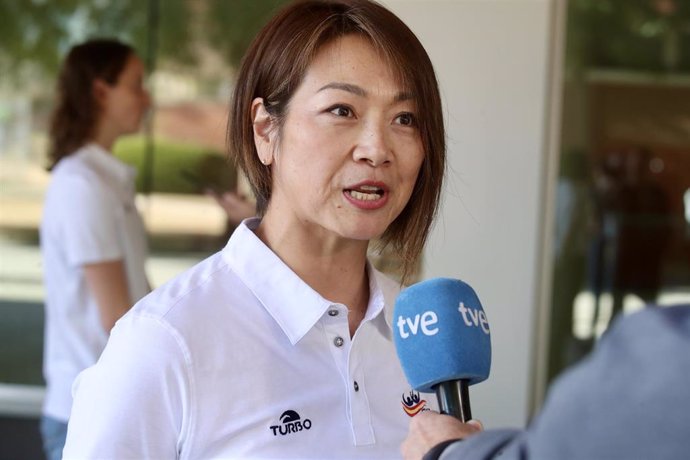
337;222;388;242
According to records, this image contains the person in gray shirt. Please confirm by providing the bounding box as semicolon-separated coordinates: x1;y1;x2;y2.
402;304;690;460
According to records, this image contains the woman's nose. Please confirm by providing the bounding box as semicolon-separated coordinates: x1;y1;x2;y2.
352;122;392;167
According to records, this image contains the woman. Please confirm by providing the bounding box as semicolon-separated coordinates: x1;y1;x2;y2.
39;39;150;460
64;1;445;458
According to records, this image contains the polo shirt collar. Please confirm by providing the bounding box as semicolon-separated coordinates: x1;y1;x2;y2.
78;143;137;197
375;270;397;330
223;218;393;344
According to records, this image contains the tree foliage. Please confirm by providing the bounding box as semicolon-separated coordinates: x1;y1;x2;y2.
206;0;288;67
0;0;159;84
567;0;690;73
0;0;288;88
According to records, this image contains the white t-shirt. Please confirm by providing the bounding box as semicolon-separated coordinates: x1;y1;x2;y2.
64;218;435;459
40;143;149;422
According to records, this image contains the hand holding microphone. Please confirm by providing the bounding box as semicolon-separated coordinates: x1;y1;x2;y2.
401;412;483;460
393;278;491;422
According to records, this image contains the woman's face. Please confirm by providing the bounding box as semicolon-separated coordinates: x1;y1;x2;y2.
99;54;150;137
259;34;424;243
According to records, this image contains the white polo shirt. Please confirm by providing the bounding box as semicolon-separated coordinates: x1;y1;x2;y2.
64;218;435;459
40;143;149;422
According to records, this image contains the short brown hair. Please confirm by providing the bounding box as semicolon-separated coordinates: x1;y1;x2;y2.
228;0;445;283
48;39;135;168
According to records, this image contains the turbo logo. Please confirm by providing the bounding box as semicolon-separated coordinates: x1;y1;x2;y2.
269;410;312;436
401;390;427;417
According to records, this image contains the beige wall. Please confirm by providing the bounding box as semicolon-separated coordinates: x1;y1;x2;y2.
384;0;560;428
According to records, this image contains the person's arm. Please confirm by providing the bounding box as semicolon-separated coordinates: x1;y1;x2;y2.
83;260;132;333
403;413;523;460
57;176;144;331
402;412;483;460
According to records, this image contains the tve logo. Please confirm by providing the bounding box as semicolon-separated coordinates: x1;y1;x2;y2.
458;302;490;335
396;311;439;338
396;303;490;339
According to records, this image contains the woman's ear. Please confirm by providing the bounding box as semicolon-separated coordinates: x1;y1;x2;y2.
251;98;275;166
92;79;110;109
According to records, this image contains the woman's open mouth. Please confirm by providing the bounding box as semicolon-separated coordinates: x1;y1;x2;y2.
343;182;389;209
346;185;384;201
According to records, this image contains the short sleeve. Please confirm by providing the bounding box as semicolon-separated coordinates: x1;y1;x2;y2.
58;175;123;267
63;313;192;459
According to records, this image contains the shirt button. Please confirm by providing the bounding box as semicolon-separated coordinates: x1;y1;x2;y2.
354;381;359;392
333;336;344;347
328;309;339;317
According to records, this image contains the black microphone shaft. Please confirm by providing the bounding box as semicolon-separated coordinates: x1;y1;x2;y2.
435;380;472;422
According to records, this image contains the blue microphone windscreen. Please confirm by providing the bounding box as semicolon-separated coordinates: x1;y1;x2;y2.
393;278;491;393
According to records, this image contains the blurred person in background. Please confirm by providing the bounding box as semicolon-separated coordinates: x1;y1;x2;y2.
39;38;151;460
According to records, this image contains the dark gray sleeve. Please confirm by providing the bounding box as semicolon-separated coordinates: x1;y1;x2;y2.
436;305;690;460
438;429;523;460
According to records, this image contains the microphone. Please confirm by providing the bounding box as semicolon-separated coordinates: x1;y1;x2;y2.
393;278;491;422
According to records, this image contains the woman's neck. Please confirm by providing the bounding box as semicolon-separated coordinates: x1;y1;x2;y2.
256;213;371;336
90;121;118;153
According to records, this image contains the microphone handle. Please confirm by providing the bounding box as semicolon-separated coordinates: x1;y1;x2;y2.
434;380;472;422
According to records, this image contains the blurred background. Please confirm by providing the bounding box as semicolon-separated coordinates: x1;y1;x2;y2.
0;1;290;457
548;0;690;383
0;0;689;458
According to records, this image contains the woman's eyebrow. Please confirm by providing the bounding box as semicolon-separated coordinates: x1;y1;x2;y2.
318;82;415;102
318;82;366;97
395;91;415;102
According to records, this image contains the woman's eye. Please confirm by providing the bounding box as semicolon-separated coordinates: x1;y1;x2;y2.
329;105;353;117
395;112;416;127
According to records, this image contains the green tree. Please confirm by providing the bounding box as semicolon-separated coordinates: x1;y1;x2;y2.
567;0;690;73
0;0;188;85
206;0;288;67
0;0;290;88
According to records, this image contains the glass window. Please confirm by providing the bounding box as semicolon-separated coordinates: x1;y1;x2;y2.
548;0;690;383
0;0;288;414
